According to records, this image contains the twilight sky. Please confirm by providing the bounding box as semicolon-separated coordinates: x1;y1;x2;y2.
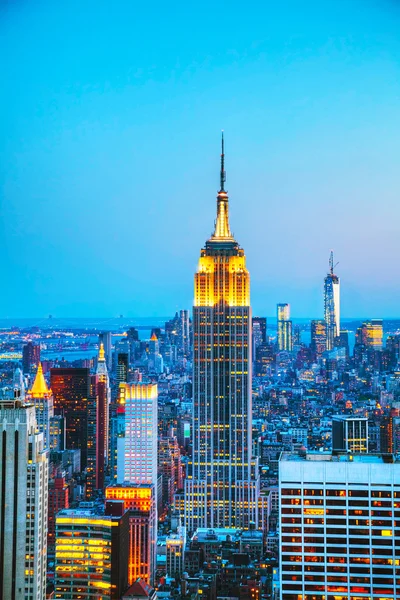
1;0;400;319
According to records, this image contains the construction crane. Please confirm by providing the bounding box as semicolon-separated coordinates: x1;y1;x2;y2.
329;250;339;275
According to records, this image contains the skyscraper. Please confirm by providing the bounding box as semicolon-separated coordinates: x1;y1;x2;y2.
115;339;130;384
96;342;111;490
118;382;158;485
105;484;157;585
324;251;340;351
365;318;384;350
277;303;293;352
185;135;259;532
252;317;267;364
50;367;91;469
179;309;190;358
22;341;41;374
310;319;327;358
0;398;48;600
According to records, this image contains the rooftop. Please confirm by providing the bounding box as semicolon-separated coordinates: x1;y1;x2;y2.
281;451;396;464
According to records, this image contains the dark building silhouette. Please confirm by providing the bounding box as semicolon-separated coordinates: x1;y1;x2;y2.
51;367;91;469
22;341;41;374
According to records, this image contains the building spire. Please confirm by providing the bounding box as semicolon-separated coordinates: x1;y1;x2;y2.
212;133;233;240
220;131;226;192
29;363;50;397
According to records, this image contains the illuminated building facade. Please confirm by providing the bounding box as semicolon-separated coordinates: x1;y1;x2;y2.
185;136;259;533
166;526;186;578
51;367;91;469
0;400;48;600
49;414;65;451
310;319;327;358
118;382;158;486
87;343;111;498
324;251;340;351
48;473;69;559
105;484;157;585
332;415;369;453
365;319;384;350
279;452;400;600
27;362;54;450
97;343;111;489
277;304;293;352
55;504;129;600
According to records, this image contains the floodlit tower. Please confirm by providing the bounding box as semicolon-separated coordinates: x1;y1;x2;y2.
184;134;259;533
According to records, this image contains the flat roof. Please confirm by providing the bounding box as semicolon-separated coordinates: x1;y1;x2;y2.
281;451;395;464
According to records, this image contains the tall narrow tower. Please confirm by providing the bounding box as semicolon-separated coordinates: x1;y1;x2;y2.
185;135;259;533
324;251;340;351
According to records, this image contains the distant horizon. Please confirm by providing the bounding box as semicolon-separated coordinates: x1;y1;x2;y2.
1;315;399;325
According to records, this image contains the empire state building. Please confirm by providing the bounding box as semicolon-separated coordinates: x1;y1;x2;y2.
184;136;259;532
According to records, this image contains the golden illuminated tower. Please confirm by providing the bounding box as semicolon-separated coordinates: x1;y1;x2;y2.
184;135;259;533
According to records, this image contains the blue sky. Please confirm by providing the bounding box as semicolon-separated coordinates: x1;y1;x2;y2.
1;0;400;318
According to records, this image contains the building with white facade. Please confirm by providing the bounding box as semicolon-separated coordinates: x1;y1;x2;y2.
279;451;400;600
0;398;48;600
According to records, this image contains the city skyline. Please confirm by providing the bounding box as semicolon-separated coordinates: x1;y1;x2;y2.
2;1;400;318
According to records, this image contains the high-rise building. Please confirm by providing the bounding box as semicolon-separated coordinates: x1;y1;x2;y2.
253;316;267;345
324;251;340;351
49;414;65;451
115;340;130;384
380;408;400;453
22;341;41;374
279;451;400;600
166;525;186;579
310;319;327;358
55;503;129;599
185;135;259;533
252;317;267;363
332;415;369;453
277;304;293;352
365;318;384;350
118;383;158;486
26;362;54;450
105;484;157;585
87;343;111;498
51;367;91;469
99;331;113;370
0;398;48;600
180;309;190;358
255;343;275;376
